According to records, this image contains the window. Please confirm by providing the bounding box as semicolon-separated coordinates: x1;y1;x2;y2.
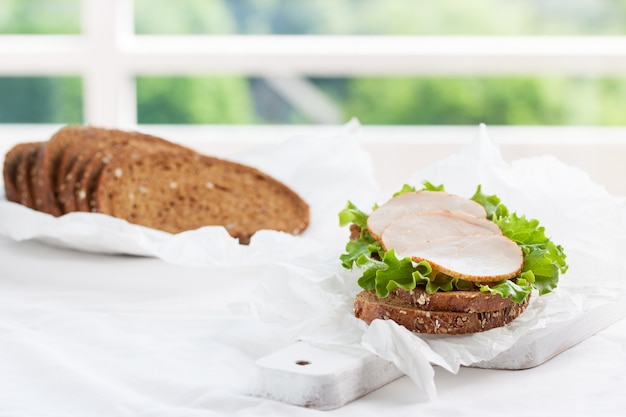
1;0;626;126
0;0;80;34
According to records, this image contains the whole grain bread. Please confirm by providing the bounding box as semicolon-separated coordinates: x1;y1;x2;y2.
63;140;104;212
31;126;88;216
57;128;184;213
94;149;309;243
391;287;516;313
14;142;45;208
74;134;192;212
55;129;101;212
354;290;530;335
3;142;36;203
3;126;310;244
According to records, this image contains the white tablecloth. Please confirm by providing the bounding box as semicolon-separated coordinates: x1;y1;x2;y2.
2;235;625;417
2;124;625;417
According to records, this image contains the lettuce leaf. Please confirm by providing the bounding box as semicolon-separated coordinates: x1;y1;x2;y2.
338;201;383;269
471;184;505;219
489;207;568;295
339;182;568;303
478;279;532;304
338;200;369;229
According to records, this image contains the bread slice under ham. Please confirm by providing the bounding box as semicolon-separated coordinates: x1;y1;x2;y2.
354;289;530;335
390;287;518;313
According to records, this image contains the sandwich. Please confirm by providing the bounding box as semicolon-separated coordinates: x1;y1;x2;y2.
339;182;568;335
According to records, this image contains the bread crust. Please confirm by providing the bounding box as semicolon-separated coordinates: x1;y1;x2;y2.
3;142;36;203
32;126;88;216
391;287;516;313
14;142;44;209
56;128;99;213
354;290;529;335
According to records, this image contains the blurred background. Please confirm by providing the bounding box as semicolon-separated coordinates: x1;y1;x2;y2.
1;0;626;126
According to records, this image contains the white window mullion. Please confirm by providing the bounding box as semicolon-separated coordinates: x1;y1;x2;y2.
81;0;136;128
125;35;626;76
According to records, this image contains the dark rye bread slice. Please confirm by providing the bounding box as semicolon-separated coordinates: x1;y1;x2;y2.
3;142;37;202
14;142;45;208
56;129;100;213
74;146;120;212
31;125;88;216
29;143;47;211
74;134;193;212
354;290;530;335
59;127;128;213
63;140;105;212
93;149;310;243
391;287;516;314
56;128;175;212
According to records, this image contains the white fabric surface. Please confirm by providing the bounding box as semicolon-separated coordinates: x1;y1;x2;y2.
1;123;625;416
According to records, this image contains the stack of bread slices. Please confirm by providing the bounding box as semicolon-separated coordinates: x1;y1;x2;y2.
3;126;309;244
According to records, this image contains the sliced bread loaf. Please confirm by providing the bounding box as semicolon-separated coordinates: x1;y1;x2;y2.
3;126;310;243
31;126;88;216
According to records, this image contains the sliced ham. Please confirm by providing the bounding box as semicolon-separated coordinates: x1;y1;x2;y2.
366;189;523;282
381;210;502;254
398;235;523;282
367;190;487;240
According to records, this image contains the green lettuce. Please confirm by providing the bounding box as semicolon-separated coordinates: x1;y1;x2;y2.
338;182;568;303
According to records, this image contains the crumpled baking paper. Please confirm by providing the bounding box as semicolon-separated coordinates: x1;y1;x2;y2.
0;119;379;267
249;124;626;401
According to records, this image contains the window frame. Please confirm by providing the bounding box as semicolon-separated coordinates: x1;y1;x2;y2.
1;0;626;127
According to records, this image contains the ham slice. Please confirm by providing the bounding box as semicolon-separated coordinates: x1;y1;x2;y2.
367;191;487;240
381;210;502;254
370;190;523;282
399;235;524;282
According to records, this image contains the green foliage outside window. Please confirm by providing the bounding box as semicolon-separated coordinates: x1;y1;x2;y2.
323;76;626;125
136;77;256;124
0;0;80;34
2;0;626;125
0;77;82;123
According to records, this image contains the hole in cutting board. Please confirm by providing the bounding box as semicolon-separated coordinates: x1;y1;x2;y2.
295;360;311;366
